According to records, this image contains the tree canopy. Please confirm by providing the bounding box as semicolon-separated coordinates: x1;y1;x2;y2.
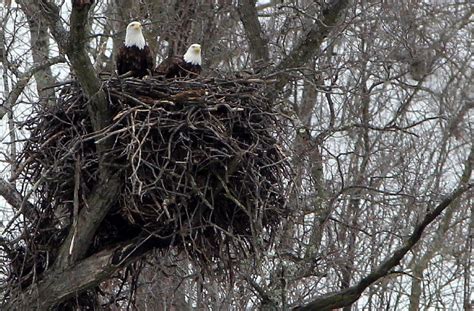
0;0;472;310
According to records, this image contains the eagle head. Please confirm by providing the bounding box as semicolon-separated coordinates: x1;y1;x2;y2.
125;21;146;50
183;44;202;66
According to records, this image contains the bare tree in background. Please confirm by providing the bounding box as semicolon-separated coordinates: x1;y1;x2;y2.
0;0;472;310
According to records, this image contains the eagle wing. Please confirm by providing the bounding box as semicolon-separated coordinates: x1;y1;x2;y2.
116;46;128;76
155;56;184;77
144;46;155;74
116;45;155;78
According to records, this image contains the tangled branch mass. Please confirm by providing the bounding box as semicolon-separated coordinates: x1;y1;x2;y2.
12;77;289;287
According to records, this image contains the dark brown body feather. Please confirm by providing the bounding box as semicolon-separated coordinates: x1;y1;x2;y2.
116;45;154;78
155;56;201;78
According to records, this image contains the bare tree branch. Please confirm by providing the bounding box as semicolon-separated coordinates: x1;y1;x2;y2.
1;1;471;309
0;178;36;221
0;56;65;119
17;2;58;106
409;132;473;309
17;0;124;269
3;236;159;310
238;0;269;69
22;0;111;134
272;0;349;91
293;183;473;311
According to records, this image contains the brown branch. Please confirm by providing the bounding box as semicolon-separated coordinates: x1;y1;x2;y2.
51;1;125;269
238;0;269;69
293;183;473;311
17;1;58;106
0;178;36;221
271;0;349;92
0;56;65;119
20;0;111;135
68;2;112;134
3;236;156;310
53;172;123;268
243;274;277;309
19;0;124;269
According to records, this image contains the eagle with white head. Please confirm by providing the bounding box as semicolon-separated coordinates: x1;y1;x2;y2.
116;21;154;78
155;44;202;78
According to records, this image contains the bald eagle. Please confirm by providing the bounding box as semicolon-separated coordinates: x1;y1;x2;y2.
155;44;202;79
116;21;154;78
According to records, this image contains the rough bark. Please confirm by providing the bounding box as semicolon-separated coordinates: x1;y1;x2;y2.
17;0;123;271
4;237;153;310
238;0;269;69
160;0;198;57
0;178;37;221
272;0;349;92
18;2;57;106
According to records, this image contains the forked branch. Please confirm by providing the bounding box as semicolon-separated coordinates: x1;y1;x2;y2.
293;182;473;311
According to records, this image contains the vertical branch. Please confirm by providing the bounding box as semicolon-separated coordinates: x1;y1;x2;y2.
238;0;269;69
464;201;473;310
294;183;472;311
0;5;16;178
69;156;81;256
68;0;112;134
6;106;16;179
108;0;134;72
18;3;57;106
339;58;371;308
159;0;198;57
17;0;125;268
272;0;349;92
407;123;473;310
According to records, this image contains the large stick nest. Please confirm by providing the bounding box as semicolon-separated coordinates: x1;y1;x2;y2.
15;77;289;272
